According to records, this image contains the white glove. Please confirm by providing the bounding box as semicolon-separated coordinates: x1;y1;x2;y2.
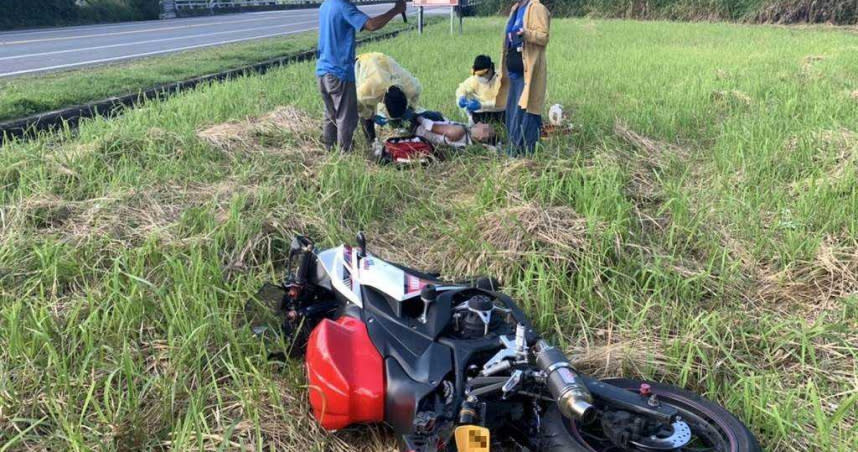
548;104;564;126
371;139;384;157
416;115;434;131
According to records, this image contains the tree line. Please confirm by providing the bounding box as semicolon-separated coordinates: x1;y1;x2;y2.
479;0;858;24
2;0;160;30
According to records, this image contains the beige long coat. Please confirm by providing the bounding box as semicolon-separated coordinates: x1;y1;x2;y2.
494;0;551;114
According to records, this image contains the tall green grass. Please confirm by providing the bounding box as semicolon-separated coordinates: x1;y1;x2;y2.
1;18;857;450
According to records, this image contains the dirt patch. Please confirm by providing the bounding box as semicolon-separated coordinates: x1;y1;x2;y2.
802;55;827;65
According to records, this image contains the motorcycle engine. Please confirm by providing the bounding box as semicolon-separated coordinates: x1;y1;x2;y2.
452;293;508;339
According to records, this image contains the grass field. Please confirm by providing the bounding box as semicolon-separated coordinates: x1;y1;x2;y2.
1;17;857;451
0;18;421;122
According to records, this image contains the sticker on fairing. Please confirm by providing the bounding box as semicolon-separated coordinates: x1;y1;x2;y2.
404;274;432;297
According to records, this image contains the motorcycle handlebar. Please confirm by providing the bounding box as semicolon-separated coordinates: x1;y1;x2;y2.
294;243;315;286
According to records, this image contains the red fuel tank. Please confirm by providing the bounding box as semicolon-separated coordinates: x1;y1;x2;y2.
306;317;385;430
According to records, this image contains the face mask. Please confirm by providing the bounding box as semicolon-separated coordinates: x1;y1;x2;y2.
478;75;492;83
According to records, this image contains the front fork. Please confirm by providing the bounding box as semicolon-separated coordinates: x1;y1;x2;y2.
274;236;339;357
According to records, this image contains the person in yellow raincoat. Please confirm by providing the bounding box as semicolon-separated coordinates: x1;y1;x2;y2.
355;52;422;144
455;55;503;125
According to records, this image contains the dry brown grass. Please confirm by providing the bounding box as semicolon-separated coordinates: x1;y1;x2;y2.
440;201;597;282
788;128;857;192
197;121;252;151
197;105;323;159
567;334;676;380
753;237;858;317
12;183;233;246
613;122;690;203
710;89;753;107
4;106;334;281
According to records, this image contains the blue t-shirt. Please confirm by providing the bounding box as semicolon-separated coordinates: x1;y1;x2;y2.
316;0;369;82
505;0;529;79
506;1;529;48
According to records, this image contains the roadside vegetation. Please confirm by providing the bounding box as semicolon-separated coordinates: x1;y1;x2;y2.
2;17;857;450
0;20;418;123
1;0;160;30
479;0;858;23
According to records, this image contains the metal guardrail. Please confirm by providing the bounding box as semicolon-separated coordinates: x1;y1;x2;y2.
161;0;387;19
175;1;290;8
172;0;382;8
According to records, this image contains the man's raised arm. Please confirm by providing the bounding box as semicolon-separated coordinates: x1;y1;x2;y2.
364;0;407;31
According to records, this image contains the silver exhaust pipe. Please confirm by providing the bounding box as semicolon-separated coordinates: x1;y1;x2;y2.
535;340;596;424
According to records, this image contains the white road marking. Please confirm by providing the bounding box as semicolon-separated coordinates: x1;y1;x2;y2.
0;4;394;43
0;27;317;78
0;20;318;61
0;13;320;45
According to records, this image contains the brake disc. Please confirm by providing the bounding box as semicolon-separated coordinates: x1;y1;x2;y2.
630;420;692;450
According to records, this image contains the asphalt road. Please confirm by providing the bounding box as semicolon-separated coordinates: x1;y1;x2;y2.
0;3;438;78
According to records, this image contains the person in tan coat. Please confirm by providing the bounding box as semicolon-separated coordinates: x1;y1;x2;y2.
495;0;550;156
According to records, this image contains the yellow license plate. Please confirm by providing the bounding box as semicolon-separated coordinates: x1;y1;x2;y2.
454;425;490;452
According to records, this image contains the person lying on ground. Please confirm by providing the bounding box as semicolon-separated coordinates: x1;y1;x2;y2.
316;0;406;152
416;116;497;149
355;52;422;144
375;86;497;150
456;55;504;125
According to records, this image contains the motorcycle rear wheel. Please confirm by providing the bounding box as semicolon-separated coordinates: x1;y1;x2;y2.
539;378;761;452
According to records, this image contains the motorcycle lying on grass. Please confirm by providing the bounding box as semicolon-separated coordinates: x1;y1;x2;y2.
246;234;760;452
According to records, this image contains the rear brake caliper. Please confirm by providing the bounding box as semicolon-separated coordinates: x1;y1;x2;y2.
601;410;692;450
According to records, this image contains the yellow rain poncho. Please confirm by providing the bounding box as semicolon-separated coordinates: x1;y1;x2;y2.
455;73;501;110
355;52;422;119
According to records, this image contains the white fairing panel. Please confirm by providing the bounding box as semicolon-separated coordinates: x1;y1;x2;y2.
316;246;362;306
315;245;442;306
356;254;408;300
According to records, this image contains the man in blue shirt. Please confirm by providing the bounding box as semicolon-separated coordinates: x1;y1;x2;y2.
317;0;406;152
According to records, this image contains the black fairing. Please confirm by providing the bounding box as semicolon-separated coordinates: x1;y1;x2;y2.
360;284;539;436
362;286;453;381
385;358;439;434
361;286;453;434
